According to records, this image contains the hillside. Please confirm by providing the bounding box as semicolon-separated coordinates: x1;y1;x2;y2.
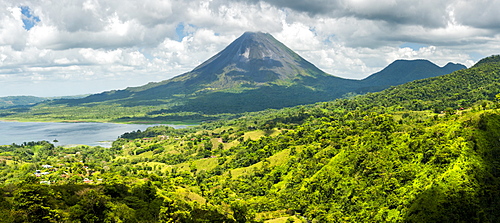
347;58;500;112
0;56;498;222
0;32;463;122
359;59;466;92
0;96;45;108
0;95;89;109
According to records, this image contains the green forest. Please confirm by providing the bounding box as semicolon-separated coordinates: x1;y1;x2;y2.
1;56;500;222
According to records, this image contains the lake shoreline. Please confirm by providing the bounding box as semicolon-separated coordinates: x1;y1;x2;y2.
0;118;200;125
0;121;193;147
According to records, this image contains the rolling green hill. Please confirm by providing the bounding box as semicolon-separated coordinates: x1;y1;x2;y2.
0;96;45;108
0;55;498;222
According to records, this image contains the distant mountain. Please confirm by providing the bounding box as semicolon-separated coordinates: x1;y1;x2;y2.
51;32;360;114
359;59;466;92
0;96;45;108
347;55;500;113
0;94;90;108
5;32;465;121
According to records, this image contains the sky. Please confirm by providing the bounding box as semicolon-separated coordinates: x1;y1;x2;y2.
1;0;500;97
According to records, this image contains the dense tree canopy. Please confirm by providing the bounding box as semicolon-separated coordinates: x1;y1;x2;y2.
0;56;499;222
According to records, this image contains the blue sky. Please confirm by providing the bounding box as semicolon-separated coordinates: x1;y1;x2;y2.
1;0;500;97
175;23;187;41
20;6;39;30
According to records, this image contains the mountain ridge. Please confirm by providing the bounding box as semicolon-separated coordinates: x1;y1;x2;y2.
65;32;463;111
359;59;466;92
0;96;45;108
1;31;467;120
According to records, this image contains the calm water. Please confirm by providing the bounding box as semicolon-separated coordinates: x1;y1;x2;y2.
0;121;190;147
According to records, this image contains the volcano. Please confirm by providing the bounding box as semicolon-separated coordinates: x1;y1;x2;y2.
52;32;465;114
188;32;337;85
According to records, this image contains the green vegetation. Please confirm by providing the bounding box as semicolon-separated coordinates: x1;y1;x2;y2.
0;96;46;108
0;95;88;109
0;56;499;222
0;103;232;124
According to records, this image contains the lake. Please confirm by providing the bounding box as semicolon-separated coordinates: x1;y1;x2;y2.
0;121;191;147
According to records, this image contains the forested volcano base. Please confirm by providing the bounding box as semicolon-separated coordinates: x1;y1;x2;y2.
1;58;500;222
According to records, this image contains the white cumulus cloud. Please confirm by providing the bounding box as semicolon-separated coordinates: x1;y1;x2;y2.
0;0;500;96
